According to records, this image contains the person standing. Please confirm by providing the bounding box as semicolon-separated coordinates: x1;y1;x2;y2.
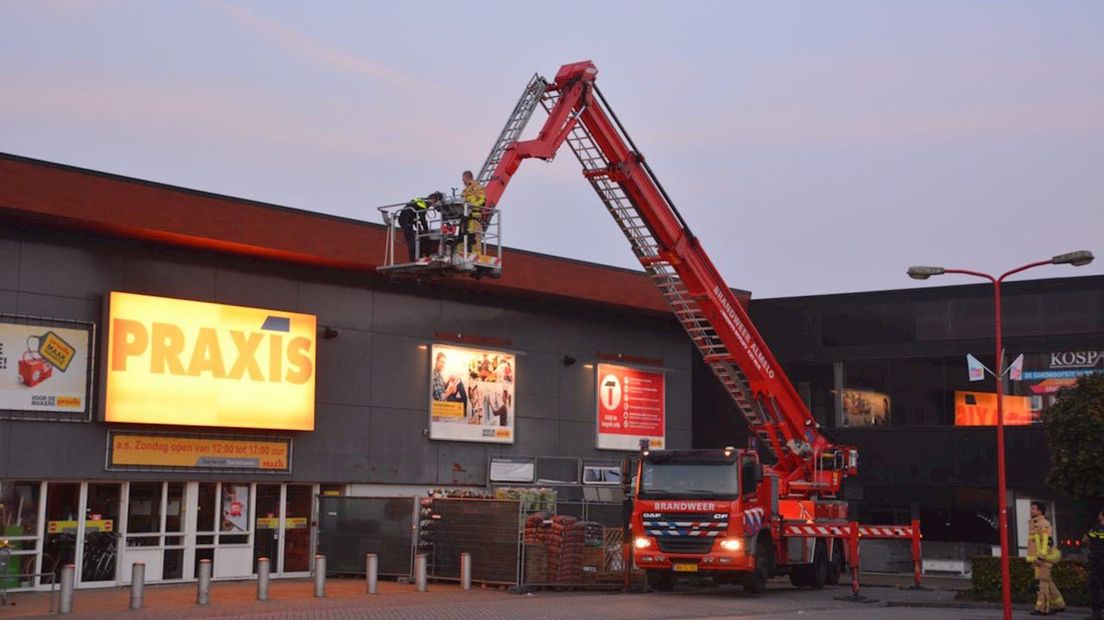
1027;501;1066;616
1083;507;1104;620
460;170;487;255
398;192;441;262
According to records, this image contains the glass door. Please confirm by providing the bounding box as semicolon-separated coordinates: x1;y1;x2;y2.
80;483;121;585
41;482;80;585
281;485;313;574
252;484;281;573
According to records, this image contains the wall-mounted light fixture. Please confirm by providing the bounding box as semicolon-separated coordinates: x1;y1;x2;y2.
321;327;339;340
562;355;577;367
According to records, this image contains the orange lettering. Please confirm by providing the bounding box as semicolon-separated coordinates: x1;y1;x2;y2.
228;330;264;381
150;323;186;375
111;319;147;371
268;334;282;383
285;337;313;385
187;327;226;378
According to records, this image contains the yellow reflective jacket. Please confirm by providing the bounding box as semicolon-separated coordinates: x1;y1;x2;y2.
1027;515;1061;563
462;179;486;212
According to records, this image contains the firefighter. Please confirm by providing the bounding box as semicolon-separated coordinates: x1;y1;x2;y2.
1083;507;1104;620
460;170;486;255
1027;501;1066;615
398;192;442;262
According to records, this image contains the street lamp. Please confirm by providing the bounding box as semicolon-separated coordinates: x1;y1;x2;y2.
907;250;1094;620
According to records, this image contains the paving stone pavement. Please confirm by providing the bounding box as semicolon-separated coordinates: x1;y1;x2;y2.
0;577;1013;620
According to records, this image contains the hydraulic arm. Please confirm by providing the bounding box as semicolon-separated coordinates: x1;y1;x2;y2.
482;61;855;495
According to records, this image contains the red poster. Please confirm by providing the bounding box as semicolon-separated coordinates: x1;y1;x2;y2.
596;363;665;450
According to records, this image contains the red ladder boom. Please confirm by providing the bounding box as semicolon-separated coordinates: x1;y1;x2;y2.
484;61;856;495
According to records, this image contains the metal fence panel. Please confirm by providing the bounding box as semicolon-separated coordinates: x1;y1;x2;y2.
421;498;521;585
316;496;414;577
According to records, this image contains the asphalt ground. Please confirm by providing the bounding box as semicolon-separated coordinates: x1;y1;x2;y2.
0;574;1044;620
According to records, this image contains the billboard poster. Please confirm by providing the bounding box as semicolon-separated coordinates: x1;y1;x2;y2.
841;389;890;427
221;484;250;532
596;363;665;451
429;344;515;443
105;292;316;431
0;319;92;417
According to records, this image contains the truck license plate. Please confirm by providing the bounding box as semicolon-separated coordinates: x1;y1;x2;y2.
673;563;698;573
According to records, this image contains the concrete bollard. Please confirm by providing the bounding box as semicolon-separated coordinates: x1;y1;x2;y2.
130;562;145;609
59;564;75;615
415;553;427;592
313;554;326;598
366;553;378;595
197;559;212;605
460;552;472;591
257;557;270;601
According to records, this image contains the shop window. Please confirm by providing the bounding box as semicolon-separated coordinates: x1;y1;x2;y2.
165;483;184;532
887;358;947;426
196;483;218;533
841;360;891;427
219;484;250;545
0;481;41;588
783;363;835;427
127;482;162;534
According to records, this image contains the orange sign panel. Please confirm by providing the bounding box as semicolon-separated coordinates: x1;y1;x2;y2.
954;391;1036;426
109;432;291;472
106;292;316;431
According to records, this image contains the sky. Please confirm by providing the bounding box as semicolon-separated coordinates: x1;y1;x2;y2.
2;1;1102;298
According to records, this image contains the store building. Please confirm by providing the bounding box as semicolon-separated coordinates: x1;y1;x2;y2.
695;277;1104;554
0;153;717;589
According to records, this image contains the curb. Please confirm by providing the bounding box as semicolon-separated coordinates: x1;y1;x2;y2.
886;600;1091;613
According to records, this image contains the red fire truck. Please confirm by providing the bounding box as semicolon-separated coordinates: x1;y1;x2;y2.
380;60;920;593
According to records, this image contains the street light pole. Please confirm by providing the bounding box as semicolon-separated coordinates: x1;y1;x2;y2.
907;250;1093;620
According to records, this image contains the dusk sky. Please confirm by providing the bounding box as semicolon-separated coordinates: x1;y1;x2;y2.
2;1;1101;298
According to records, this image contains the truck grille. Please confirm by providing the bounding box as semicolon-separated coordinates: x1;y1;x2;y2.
657;537;715;554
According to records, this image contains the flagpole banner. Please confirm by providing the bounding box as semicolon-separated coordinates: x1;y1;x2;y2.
428;344;515;443
0;317;93;418
596;363;666;450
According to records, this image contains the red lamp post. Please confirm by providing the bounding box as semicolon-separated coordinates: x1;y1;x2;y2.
907;250;1093;620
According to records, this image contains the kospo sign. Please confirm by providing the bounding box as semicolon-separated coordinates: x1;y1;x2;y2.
105;292;316;430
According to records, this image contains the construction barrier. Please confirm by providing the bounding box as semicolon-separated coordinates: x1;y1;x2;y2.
782;519;922;602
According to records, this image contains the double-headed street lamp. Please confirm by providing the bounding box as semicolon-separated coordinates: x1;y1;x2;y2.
907;250;1094;620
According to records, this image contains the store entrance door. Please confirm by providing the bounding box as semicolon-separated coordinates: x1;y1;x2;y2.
78;483;122;586
252;484;314;577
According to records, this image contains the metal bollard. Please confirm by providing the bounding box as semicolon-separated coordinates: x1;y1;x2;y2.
59;564;75;615
313;554;326;598
130;562;145;609
460;552;471;591
366;553;378;595
197;559;212;605
257;557;270;601
415;553;427;592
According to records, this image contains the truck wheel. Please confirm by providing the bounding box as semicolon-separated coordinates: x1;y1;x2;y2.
826;548;843;586
742;537;771;594
646;569;674;592
808;541;829;589
789;567;809;588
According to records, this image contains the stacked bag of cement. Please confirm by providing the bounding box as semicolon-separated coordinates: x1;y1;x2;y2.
546;515;585;583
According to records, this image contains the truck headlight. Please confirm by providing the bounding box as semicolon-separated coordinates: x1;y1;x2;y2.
634;536;653;549
719;538;743;551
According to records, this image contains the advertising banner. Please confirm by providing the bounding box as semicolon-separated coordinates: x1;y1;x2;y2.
107;431;292;473
1021;350;1104;394
0;319;91;416
105;292;316;431
428;344;515;443
841;389;890;427
953;391;1036;426
596;363;665;451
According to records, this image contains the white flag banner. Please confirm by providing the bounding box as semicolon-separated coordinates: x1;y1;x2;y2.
1008;354;1024;382
967;354;987;382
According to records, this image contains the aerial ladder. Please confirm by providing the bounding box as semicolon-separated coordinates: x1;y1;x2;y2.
381;60;922;593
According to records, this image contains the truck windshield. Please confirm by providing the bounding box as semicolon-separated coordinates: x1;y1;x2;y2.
639;462;739;499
